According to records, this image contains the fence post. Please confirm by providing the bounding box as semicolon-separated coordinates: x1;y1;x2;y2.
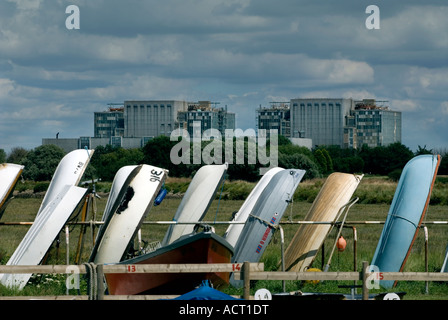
97;264;104;300
424;226;429;294
243;261;251;300
361;261;369;300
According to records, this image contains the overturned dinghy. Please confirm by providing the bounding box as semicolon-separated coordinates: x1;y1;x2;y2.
99;165;138;224
90;164;168;264
0;185;87;290
223;167;284;248
283;173;363;272
162;163;228;246
0;149;94;290
371;154;441;288
0;163;24;220
37;148;94;216
230;169;306;287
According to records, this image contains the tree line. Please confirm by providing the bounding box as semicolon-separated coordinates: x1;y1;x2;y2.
1;136;447;183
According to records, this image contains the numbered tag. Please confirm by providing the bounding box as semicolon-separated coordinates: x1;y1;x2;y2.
74;161;84;174
150;169;163;182
127;265;137;273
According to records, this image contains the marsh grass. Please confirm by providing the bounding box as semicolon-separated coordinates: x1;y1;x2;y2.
1;176;448;299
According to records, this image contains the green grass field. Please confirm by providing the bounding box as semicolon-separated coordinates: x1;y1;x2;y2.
1;176;448;299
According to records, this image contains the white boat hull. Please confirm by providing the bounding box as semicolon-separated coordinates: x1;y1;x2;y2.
37;149;94;216
0;163;24;219
223;167;284;248
230;169;306;287
100;165;139;222
0;185;87;289
91;164;167;264
162;163;228;246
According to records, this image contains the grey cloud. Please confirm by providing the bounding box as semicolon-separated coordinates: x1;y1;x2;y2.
0;0;447;153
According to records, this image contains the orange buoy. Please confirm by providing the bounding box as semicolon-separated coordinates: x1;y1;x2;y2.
336;235;347;252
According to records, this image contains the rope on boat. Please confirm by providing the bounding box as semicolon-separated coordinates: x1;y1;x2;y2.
248;213;279;230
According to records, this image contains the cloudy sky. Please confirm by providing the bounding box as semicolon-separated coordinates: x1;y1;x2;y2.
1;0;447;154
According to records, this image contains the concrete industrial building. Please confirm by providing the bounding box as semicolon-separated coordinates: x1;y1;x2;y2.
255;98;401;148
289;98;401;148
123;100;189;138
290;98;355;147
43;100;236;152
42;97;401;153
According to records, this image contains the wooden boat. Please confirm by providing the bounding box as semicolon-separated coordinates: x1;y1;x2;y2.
0;163;24;219
223;167;284;248
90;164;168;264
230;169;306;287
37;148;94;216
0;185;87;289
370;154;441;288
105;231;234;295
162;163;228;246
283;173;363;272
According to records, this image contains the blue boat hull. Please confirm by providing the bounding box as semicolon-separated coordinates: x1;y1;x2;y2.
371;154;441;288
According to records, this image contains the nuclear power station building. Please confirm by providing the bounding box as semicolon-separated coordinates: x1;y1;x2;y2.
257;98;401;149
43;97;401;153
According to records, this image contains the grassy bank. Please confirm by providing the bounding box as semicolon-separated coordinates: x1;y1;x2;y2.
164;175;448;205
1;176;448;299
12;175;448;205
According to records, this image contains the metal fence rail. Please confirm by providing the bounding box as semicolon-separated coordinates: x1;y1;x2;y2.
1;220;448;226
